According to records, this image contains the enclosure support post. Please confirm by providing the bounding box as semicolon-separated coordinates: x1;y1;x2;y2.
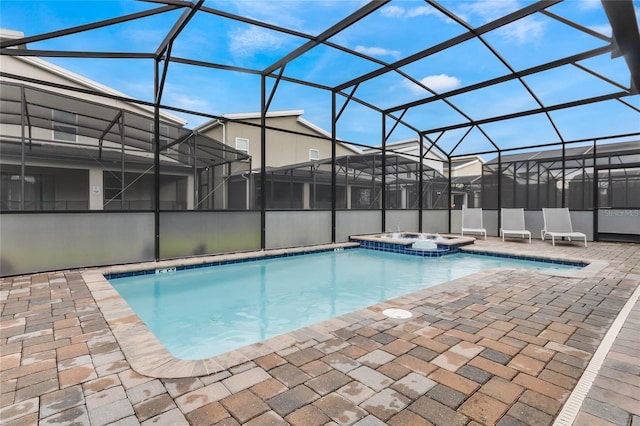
120;113;126;210
447;155;452;234
592;139;598;241
331;92;337;243
525;160;530;209
418;133;423;233
20;86;25;211
498;151;502;233
260;75;267;250
153;60;161;261
561;142;566;207
381;113;386;232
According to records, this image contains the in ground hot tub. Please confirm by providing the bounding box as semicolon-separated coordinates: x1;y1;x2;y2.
350;232;476;257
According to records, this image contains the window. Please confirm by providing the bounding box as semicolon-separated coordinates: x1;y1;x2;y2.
309;149;320;161
235;137;249;153
150;124;169;150
52;109;77;142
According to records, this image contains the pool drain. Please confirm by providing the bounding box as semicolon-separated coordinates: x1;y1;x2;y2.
382;308;412;319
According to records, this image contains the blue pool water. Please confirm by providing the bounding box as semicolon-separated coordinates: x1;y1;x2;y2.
109;249;580;360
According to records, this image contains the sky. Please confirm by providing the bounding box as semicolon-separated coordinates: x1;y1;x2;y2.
1;0;639;156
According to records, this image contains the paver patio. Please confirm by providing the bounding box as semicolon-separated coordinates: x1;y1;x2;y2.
1;238;639;425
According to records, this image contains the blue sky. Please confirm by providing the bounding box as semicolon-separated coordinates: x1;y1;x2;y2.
1;0;639;155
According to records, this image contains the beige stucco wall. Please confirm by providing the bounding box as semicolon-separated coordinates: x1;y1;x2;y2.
450;160;483;177
203;115;358;168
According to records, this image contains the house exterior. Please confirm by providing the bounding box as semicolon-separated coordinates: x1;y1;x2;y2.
196;120;451;211
194;110;364;210
0;29;255;212
444;155;486;209
0;29;198;211
195;110;361;168
443;155;485;178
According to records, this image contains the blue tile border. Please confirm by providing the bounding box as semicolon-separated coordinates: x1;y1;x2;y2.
105;243;586;281
354;239;458;257
105;246;359;280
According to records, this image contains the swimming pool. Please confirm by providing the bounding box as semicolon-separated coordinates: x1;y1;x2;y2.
109;248;581;360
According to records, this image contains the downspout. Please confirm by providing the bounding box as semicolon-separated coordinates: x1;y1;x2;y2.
219;118;227;209
192;134;197;210
241;171;251;210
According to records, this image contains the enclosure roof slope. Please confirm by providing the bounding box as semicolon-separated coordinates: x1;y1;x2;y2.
0;29;187;126
365;137;448;161
0;0;639;157
484;139;640;164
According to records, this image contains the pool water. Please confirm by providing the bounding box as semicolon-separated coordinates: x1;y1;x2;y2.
109;249;579;360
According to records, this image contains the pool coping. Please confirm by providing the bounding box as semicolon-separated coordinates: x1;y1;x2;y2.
84;241;606;379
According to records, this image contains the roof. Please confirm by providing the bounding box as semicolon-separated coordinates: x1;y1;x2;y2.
447;157;484;171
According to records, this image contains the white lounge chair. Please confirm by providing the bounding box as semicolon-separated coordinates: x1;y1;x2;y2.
461;207;486;239
541;208;587;247
500;208;531;243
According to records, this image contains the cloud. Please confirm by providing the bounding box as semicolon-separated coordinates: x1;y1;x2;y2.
229;26;285;57
578;0;601;10
164;90;211;112
381;5;405;18
355;45;401;59
460;0;520;23
229;0;305;30
589;24;611;37
381;4;439;19
499;17;545;45
405;74;461;93
455;1;545;44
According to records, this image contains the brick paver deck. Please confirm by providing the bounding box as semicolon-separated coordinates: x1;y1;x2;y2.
1;239;639;425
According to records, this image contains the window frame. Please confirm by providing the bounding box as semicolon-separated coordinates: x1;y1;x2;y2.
52;109;78;143
235;137;249;153
150;124;169;151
